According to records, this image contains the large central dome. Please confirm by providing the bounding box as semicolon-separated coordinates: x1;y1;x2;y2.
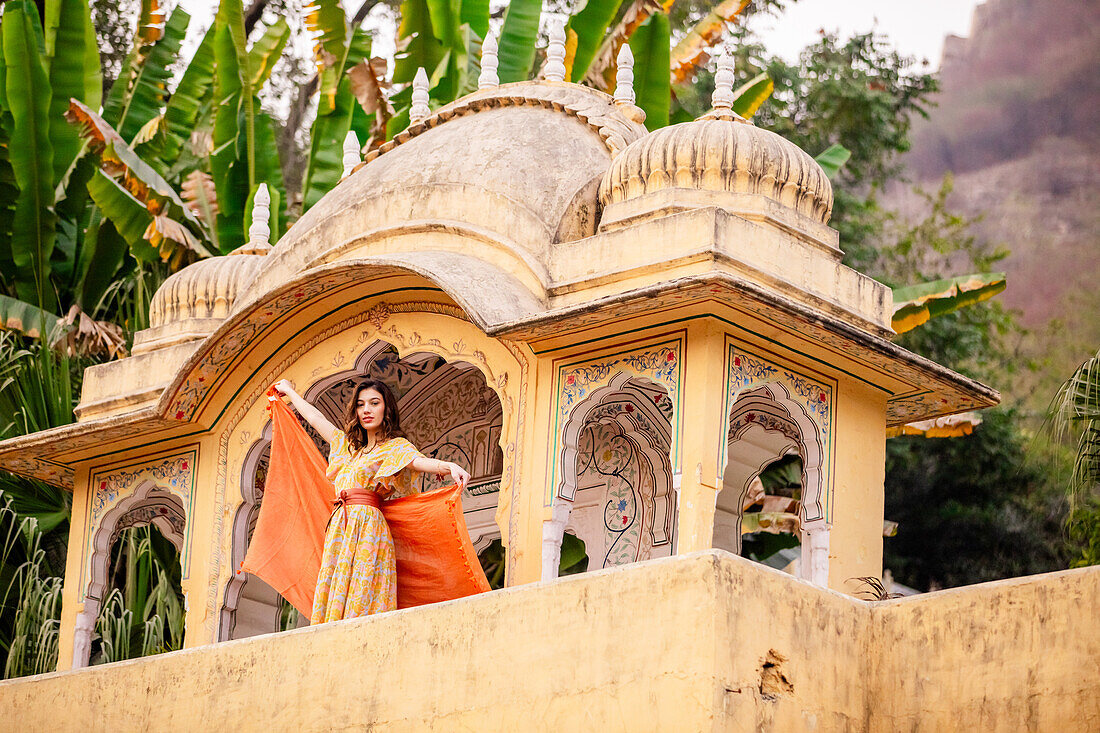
251;82;650;297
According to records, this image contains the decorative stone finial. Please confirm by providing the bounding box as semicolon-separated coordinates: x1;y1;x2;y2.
410;67;431;124
711;52;735;111
342;131;360;179
543;18;567;82
478;31;499;89
245;183;271;252
614;44;635;105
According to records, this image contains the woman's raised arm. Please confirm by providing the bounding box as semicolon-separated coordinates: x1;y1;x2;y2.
272;379;338;444
410;455;470;490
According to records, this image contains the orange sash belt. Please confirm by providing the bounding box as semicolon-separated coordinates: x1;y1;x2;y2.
331;488;382;529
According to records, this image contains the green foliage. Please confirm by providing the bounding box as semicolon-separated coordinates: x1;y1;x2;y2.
884;409;1074;590
2;0;59;313
628;14;671;130
814;143;851;179
568;0;626;82
1048;347;1100;504
496;0;542;83
91;524;184;665
0;499;63;678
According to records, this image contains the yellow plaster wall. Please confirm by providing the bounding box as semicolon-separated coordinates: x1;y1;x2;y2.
829;378;888;588
7;553;1097;732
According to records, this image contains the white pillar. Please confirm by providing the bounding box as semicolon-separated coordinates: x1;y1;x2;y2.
541;499;573;581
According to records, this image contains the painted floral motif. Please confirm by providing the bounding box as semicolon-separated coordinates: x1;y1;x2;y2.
91;454;195;517
727;346;831;440
728;410;801;444
558;343;680;427
83;451;197;599
168;271;365;421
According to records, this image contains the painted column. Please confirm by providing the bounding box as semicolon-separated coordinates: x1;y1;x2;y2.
827;378;887;591
675;321;727;553
55;468;90;671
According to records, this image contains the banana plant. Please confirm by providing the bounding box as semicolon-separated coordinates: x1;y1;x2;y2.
891;272;1007;335
388;0;768;139
0;0;101;331
210;0;288;251
301;0;374;211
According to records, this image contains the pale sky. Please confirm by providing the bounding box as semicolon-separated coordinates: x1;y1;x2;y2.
176;0;986;71
750;0;985;67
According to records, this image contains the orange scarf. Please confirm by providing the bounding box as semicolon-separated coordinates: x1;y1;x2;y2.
241;391;490;615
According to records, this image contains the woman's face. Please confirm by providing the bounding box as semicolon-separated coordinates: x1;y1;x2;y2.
356;388;386;433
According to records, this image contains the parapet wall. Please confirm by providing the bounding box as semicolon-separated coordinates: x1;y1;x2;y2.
3;551;1097;732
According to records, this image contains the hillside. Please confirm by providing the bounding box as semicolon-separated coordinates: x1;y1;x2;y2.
890;0;1100;411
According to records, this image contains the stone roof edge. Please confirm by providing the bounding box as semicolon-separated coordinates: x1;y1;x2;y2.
488;271;1001;423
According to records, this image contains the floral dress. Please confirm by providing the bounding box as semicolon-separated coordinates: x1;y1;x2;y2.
309;430;422;624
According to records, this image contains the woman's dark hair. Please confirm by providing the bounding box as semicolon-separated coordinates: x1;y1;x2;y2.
344;379;404;452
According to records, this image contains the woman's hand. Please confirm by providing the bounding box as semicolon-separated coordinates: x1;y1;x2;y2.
445;462;470;490
272;379;296;398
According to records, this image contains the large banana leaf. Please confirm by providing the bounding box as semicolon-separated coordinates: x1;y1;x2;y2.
891;272;1007;334
66;100;211;260
886;412;983;438
247;18;290;89
115;7;190;144
731;72;773;119
394;0;447;85
583;0;670;90
0;40;15;278
460;0;490;39
76;210;128;313
153;24;217;173
43;0;101;187
426;0;461;48
210;2;266;252
3;0;59;312
85;170;160;264
814;143;851;179
101;0;166;126
496;0;541;83
628;13;671;130
303;26;371;212
568;0;625;82
306;0;349;116
669;0;749;85
0;294;59;339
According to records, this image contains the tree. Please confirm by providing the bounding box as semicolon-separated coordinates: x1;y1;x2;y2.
1048;347;1100;567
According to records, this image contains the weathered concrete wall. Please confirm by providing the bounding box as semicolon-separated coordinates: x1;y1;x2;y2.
868;566;1100;732
4;552;1097;732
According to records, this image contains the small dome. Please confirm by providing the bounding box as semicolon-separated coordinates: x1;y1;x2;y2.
148;251;265;328
599;116;833;224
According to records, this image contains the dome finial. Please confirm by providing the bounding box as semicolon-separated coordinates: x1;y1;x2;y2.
711;52;735;111
543;18;567;82
342;131;361;180
479;30;499;89
410;67;431;124
243;183;272;254
614;44;635;105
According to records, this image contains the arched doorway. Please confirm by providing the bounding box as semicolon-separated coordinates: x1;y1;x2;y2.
73;483;186;667
223;341;505;638
715;384;828;583
548;373;676;579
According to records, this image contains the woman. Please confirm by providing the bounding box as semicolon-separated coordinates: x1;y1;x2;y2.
272;378;470;623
